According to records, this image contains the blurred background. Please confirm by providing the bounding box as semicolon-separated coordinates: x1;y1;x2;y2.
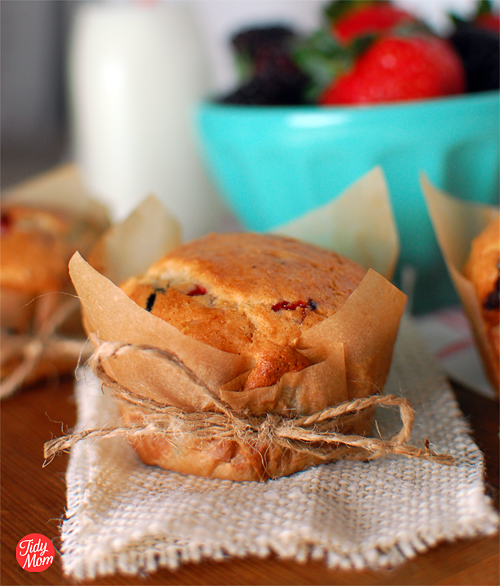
1;0;488;189
1;0;498;295
0;0;498;386
1;0;72;187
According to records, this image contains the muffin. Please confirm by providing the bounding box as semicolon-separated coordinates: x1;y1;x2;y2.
112;233;401;481
120;232;366;391
463;217;500;386
1;203;105;384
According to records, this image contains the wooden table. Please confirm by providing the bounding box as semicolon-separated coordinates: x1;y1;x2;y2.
1;375;498;586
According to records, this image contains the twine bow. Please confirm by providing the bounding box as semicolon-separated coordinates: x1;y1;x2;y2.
1;297;91;399
44;339;453;468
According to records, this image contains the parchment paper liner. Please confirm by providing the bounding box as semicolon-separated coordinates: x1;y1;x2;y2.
422;177;499;394
67;165;404;419
1;165;108;397
44;167;457;478
70;255;406;417
1;166;177;398
273;166;399;281
2;164;108;218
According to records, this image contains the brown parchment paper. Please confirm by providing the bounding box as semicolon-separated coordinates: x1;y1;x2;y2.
69;165;406;417
3;164;109;227
71;256;405;416
87;194;182;285
1;166;177;398
273;167;399;281
1;165;111;397
421;176;499;393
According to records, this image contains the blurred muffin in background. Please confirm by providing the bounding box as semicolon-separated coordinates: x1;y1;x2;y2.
1;203;104;333
463;217;500;385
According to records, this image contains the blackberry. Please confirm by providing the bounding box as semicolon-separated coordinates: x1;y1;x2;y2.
449;24;500;92
231;26;296;61
219;25;309;105
219;69;308;106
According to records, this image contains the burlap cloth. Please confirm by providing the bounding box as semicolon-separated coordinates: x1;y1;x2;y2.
60;318;498;580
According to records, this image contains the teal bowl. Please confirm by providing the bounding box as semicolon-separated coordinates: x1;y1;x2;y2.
196;91;500;314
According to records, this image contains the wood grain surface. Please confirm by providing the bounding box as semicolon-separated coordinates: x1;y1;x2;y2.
1;376;498;586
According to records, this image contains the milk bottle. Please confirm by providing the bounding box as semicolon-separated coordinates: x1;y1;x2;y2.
68;1;225;239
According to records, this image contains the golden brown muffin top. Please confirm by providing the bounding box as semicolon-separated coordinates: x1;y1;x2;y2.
464;217;499;327
0;204;101;294
121;233;366;390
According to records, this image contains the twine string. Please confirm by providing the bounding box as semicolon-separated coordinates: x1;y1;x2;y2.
87;335;233;417
295;394;415;446
43;340;454;467
1;298;90;399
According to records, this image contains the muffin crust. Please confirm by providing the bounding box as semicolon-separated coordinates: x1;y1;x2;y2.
121;233;366;390
464;217;500;371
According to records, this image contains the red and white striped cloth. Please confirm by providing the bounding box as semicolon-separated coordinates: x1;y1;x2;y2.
415;306;496;399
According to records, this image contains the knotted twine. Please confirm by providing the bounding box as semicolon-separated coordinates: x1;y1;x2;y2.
1;297;91;399
44;336;453;468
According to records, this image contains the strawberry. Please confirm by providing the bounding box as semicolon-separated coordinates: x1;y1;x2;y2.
475;0;500;33
476;12;500;33
319;34;465;105
326;0;416;45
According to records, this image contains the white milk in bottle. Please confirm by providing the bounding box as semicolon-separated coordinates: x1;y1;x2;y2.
68;1;225;239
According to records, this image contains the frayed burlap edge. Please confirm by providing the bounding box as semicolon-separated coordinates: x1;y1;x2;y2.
59;319;499;580
61;409;498;580
63;513;498;581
